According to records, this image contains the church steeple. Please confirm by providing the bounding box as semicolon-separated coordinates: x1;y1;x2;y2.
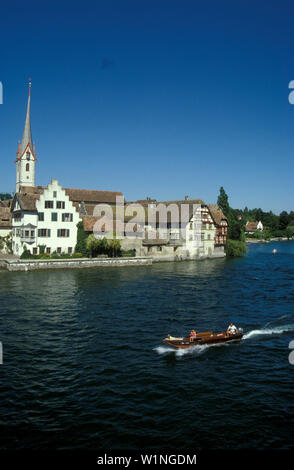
19;80;34;158
15;80;37;192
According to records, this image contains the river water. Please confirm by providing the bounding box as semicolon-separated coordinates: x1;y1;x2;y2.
0;242;293;450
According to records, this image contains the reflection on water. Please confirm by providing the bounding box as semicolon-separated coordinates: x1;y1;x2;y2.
0;242;293;450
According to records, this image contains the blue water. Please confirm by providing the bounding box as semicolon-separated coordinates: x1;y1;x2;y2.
0;242;293;450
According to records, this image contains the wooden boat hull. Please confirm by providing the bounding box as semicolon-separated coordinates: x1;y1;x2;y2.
163;332;243;349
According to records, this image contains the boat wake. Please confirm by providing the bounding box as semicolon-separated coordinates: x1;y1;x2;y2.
154;343;221;358
243;324;294;340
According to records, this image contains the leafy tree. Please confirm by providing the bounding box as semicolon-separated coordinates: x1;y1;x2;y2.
285;226;294;239
0;193;12;201
279;211;290;230
288;211;294;225
262;211;279;232
225;240;248;257
75;221;89;257
86;235;121;258
109;238;121;258
217;187;247;256
86;234;104;257
217;187;230;217
227;213;242;240
254;208;264;222
262;227;272;241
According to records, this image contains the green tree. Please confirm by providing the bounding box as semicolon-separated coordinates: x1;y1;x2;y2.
217;187;230;217
288;211;294;225
279;211;290;230
0;193;12;201
86;234;101;257
262;211;279;232
75;221;89;257
225;239;248;257
217;187;247;256
109;238;121;258
285;226;294;239
262;227;272;241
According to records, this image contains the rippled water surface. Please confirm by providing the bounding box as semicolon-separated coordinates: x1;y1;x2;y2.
0;242;293;450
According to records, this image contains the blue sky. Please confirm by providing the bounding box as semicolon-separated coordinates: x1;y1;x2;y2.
0;0;293;213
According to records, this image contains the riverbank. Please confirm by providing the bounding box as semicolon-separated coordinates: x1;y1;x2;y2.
246;237;293;244
0;256;152;271
0;250;227;271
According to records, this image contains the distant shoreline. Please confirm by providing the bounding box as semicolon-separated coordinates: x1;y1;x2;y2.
246;238;294;244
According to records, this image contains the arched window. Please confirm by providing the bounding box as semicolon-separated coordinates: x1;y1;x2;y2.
26;163;30;172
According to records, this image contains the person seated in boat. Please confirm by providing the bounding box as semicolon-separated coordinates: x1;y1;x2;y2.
227;322;238;335
189;329;197;342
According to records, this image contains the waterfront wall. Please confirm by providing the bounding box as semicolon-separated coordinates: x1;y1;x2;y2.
0;257;152;272
151;245;225;262
0;248;226;271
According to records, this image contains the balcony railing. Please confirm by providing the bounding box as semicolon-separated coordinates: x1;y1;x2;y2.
20;235;35;244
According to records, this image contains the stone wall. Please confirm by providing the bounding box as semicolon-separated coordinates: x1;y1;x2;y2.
120;238;145;256
211;246;226;258
0;257;152;272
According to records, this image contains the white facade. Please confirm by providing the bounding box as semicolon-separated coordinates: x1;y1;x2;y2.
185;206;216;257
12;179;81;256
142;204;217;259
12;203;37;256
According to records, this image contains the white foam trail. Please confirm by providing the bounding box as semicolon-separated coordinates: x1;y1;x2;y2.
243;325;294;340
154;343;222;357
154;346;176;355
174;344;209;357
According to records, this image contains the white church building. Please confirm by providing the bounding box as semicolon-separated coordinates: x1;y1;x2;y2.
11;83;123;256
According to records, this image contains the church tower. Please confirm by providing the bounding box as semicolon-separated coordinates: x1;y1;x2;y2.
15;81;37;192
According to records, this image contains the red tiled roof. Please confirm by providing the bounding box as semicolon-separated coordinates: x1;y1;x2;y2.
14;185;124;213
208;204;227;226
245;221;259;231
15;193;41;211
64;188;123;205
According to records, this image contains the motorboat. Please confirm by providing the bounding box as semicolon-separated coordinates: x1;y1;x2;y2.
163;330;243;349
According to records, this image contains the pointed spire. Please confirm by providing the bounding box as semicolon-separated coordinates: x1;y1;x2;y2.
18;79;35;158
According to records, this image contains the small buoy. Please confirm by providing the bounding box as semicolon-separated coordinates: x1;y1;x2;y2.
272;249;277;254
